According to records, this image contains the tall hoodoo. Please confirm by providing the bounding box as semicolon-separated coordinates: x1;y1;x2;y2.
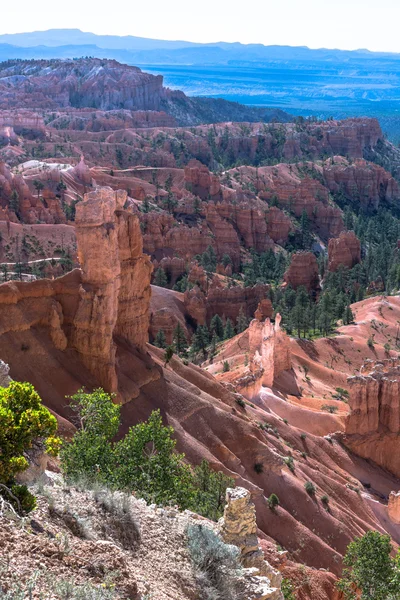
248;314;291;388
72;186;153;393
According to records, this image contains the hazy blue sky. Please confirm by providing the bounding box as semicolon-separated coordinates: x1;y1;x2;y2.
3;0;400;52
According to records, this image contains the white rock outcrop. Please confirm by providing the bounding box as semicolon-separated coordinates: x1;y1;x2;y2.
219;487;283;600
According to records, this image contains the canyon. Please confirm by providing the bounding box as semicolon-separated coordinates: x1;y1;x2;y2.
0;57;400;600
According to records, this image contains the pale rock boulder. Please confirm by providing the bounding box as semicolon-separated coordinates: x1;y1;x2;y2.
388;491;400;524
219;487;283;600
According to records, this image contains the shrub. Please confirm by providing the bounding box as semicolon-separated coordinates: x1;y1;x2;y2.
284;456;295;473
300;433;307;440
223;360;230;372
61;391;232;520
235;397;246;409
321;494;330;507
0;381;60;514
282;578;296;600
268;493;280;510
164;345;174;365
304;481;316;496
337;531;400;600
0;572;118;599
254;462;264;474
187;523;242;600
60;388;119;485
367;336;375;349
192;460;234;521
321;404;338;414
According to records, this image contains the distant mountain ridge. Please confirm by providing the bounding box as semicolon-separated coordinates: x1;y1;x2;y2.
0;29;399;64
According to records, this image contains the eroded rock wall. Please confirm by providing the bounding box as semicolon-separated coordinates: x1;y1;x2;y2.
344;359;400;477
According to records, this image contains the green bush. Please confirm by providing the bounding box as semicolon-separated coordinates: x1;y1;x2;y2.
235;397;246;409
282;578;296;600
284;456;295;473
321;494;330;505
304;481;316;496
321;404;338;414
0;381;60;513
337;531;400;599
61;390;232;519
268;493;280;511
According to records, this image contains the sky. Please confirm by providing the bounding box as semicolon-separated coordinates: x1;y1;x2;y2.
3;0;400;53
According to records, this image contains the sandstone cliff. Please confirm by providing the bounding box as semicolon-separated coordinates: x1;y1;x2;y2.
344;358;400;477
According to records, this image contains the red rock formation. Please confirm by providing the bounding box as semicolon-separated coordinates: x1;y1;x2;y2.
284;252;319;291
184;159;222;201
206;280;270;323
344;358;400;477
149;308;182;345
229;163;343;240
266;206;293;244
328;231;361;272
323;158;400;210
255;298;274;321
183;285;207;325
155;257;186;286
188;262;208;292
388;492;400;524
237;313;291;398
73;187;152;392
48;108;176;130
0;59;167;111
0;110;45;136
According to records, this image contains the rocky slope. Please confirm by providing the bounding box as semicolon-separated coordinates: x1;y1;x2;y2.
0;475;283;600
0;184;399;600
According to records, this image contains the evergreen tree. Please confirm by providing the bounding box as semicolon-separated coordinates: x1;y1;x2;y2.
201;245;217;273
154;329;167;349
191;325;210;357
210;314;224;340
33;180;44;199
317;292;334;336
300;209;312;249
236;307;248;333
9;189;20;217
224;318;235;340
173;322;188;355
154;267;168;288
209;331;218;356
193;197;201;214
343;305;354;325
222;253;232;268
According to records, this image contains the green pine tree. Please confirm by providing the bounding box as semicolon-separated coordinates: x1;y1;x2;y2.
210;314;224;340
236;307;248;333
154;267;168;288
154;330;167;349
224;318;235;340
173;322;188;355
